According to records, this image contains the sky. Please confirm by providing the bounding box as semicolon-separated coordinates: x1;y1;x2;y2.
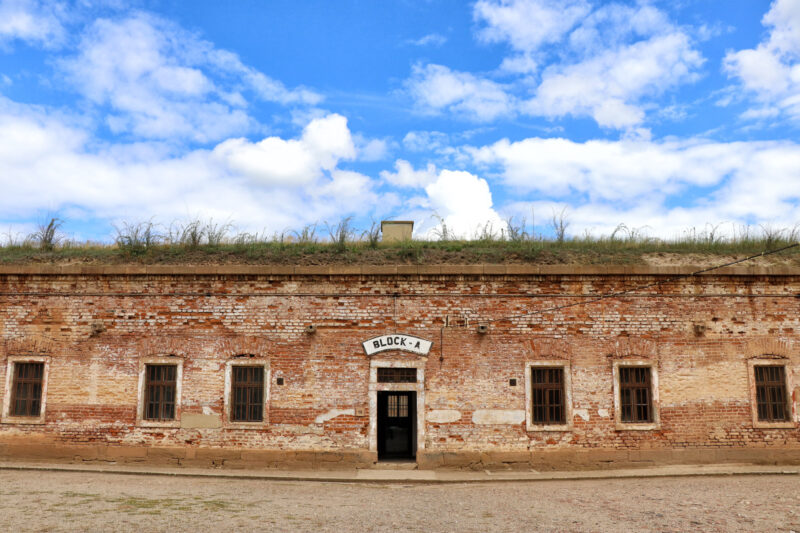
0;0;799;242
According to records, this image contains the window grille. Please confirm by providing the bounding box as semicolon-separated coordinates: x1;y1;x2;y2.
144;364;177;421
531;367;565;424
387;394;408;418
619;367;652;423
232;366;264;422
377;367;417;383
11;362;44;417
754;365;789;422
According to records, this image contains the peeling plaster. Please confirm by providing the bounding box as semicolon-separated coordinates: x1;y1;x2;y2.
427;409;461;423
314;408;355;424
472;409;525;425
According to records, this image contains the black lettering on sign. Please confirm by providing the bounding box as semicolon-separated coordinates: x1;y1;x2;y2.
373;341;380;349
379;338;386;347
400;337;407;346
413;341;420;349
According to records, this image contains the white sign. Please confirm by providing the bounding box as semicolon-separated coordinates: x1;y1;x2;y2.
362;334;432;356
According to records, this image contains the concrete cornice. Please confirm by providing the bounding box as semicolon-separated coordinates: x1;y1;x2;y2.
0;264;798;277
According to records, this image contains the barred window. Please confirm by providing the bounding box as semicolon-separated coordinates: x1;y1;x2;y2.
144;364;177;421
232;366;264;422
387;394;409;418
531;367;565;425
11;362;44;417
377;367;417;383
619;367;653;423
754;365;790;422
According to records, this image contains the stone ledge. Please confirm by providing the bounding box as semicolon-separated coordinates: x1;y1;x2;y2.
0;264;799;277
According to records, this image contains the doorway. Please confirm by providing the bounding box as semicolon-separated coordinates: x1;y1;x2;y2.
377;391;416;460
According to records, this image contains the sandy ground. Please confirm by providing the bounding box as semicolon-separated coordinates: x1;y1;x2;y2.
0;470;798;532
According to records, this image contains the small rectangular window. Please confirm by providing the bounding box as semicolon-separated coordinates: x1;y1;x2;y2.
755;365;789;422
387;394;408;418
144;364;177;421
232;366;264;422
619;367;653;423
531;367;565;425
11;362;44;417
377;367;417;383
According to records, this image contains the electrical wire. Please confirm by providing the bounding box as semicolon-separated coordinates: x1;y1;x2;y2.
476;241;800;327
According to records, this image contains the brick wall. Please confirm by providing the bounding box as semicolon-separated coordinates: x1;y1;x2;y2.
0;265;798;469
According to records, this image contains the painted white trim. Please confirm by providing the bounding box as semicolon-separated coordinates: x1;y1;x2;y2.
2;355;50;425
612;360;660;431
136;356;184;428
369;359;426;455
525;360;573;432
747;358;796;429
363;335;432;356
223;358;270;429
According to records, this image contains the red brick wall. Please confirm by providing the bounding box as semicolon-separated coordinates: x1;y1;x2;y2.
0;266;798;467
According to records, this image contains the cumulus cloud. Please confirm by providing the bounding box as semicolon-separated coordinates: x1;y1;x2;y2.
527;32;703;128
0;99;378;233
724;0;800;121
213;114;355;186
472;134;800;236
376;159;505;237
404;64;515;121
424;170;506;238
406;0;703;129
474;0;590;53
380;159;437;188
60;13;321;143
0;0;66;48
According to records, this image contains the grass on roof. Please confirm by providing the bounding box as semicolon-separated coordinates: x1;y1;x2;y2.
1;218;798;266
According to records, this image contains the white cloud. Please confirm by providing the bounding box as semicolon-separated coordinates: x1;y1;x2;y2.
527;32;703;128
60;13;321;143
474;0;590;53
380;159;437;188
0;0;66;48
423;170;506;238
724;0;800;121
407;33;447;47
0;99;378;234
213;114;355;186
404;64;514;121
437;1;705;129
473;134;800;235
354;135;390;162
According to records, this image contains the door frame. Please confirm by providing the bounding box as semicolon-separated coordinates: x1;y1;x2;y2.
369;359;426;457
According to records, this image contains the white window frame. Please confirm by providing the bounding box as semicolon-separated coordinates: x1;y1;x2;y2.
2;355;50;425
224;358;270;429
612;360;660;431
136;356;183;428
525;360;573;432
747;358;796;429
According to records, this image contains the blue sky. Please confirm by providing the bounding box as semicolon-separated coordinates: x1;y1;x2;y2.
0;0;798;242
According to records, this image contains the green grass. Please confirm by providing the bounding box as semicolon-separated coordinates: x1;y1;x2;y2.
2;221;799;266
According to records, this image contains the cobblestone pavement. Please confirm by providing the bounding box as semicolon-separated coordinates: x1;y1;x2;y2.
0;470;798;532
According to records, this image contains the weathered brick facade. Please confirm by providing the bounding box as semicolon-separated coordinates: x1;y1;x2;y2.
0;264;798;469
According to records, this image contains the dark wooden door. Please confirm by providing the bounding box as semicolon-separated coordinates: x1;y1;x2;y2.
377;391;416;460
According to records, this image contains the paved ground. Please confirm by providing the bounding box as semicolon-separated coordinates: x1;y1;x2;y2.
1;469;799;532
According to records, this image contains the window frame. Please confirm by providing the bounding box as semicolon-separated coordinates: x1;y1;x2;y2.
136;356;183;428
224;358;270;429
525;360;572;432
2;355;50;425
748;359;796;429
612;360;660;431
